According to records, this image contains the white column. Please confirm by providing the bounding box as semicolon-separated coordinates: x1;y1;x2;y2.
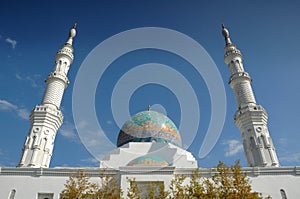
17;24;77;168
222;24;279;167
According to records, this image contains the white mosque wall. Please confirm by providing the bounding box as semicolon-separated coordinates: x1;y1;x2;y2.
0;166;299;199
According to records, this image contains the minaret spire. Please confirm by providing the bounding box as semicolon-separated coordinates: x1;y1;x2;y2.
222;24;279;167
222;23;232;45
17;24;77;168
66;23;77;45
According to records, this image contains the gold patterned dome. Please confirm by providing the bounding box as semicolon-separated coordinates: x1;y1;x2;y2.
117;110;182;147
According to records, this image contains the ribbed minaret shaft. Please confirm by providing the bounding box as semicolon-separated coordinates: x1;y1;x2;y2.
222;24;279;167
17;24;76;168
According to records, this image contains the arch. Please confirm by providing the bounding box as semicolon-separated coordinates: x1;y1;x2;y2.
280;189;287;199
31;136;37;148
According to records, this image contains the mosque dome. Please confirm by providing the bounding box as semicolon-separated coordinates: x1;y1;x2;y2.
117;110;182;147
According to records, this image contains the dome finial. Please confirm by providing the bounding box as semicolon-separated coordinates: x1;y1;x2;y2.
66;23;77;45
148;105;151;111
221;23;232;45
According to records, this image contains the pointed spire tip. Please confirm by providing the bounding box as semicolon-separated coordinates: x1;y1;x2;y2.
68;23;77;41
221;23;231;45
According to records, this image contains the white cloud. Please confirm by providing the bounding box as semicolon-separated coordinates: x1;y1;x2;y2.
17;108;30;120
74;119;115;160
81;157;100;164
5;38;17;49
0;100;17;110
278;138;288;147
15;73;40;88
0;99;29;120
223;139;243;157
280;152;300;163
59;122;79;142
106;120;112;124
76;120;88;130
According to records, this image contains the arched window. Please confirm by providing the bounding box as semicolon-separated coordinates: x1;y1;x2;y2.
37;193;53;199
8;189;16;199
250;137;256;149
280;189;287;199
40;138;47;151
31;136;36;148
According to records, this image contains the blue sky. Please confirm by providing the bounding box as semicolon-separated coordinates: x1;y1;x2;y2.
0;0;300;168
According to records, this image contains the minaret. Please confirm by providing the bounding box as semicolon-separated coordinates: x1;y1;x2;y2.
17;24;77;168
222;24;279;167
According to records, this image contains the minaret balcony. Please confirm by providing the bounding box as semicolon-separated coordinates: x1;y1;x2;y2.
224;48;242;57
33;105;63;118
224;48;242;64
55;47;74;61
46;72;70;85
234;105;268;122
30;105;64;130
229;72;251;85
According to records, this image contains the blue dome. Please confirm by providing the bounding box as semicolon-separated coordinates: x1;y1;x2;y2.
127;155;169;166
117;111;182;147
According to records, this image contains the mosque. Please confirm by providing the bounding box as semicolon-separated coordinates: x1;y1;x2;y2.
0;24;299;199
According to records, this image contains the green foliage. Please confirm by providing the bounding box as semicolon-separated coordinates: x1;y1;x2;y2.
60;171;98;199
186;169;205;198
167;161;262;199
168;174;187;199
212;160;262;199
60;161;265;199
127;178;141;199
96;174;122;199
60;171;121;199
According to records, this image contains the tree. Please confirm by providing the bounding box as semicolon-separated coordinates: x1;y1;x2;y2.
95;174;122;199
231;160;260;199
168;161;263;199
60;171;98;199
168;174;188;199
127;178;141;199
60;161;265;199
212;161;262;199
60;171;121;199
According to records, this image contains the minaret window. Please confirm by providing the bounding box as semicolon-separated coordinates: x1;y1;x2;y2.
25;137;30;146
31;136;36;148
37;193;53;199
280;189;287;199
8;189;16;199
261;135;269;148
250;137;256;149
235;60;241;72
257;136;262;145
268;137;274;148
40;138;47;151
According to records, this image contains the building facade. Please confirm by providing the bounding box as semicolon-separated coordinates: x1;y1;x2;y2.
0;24;299;199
